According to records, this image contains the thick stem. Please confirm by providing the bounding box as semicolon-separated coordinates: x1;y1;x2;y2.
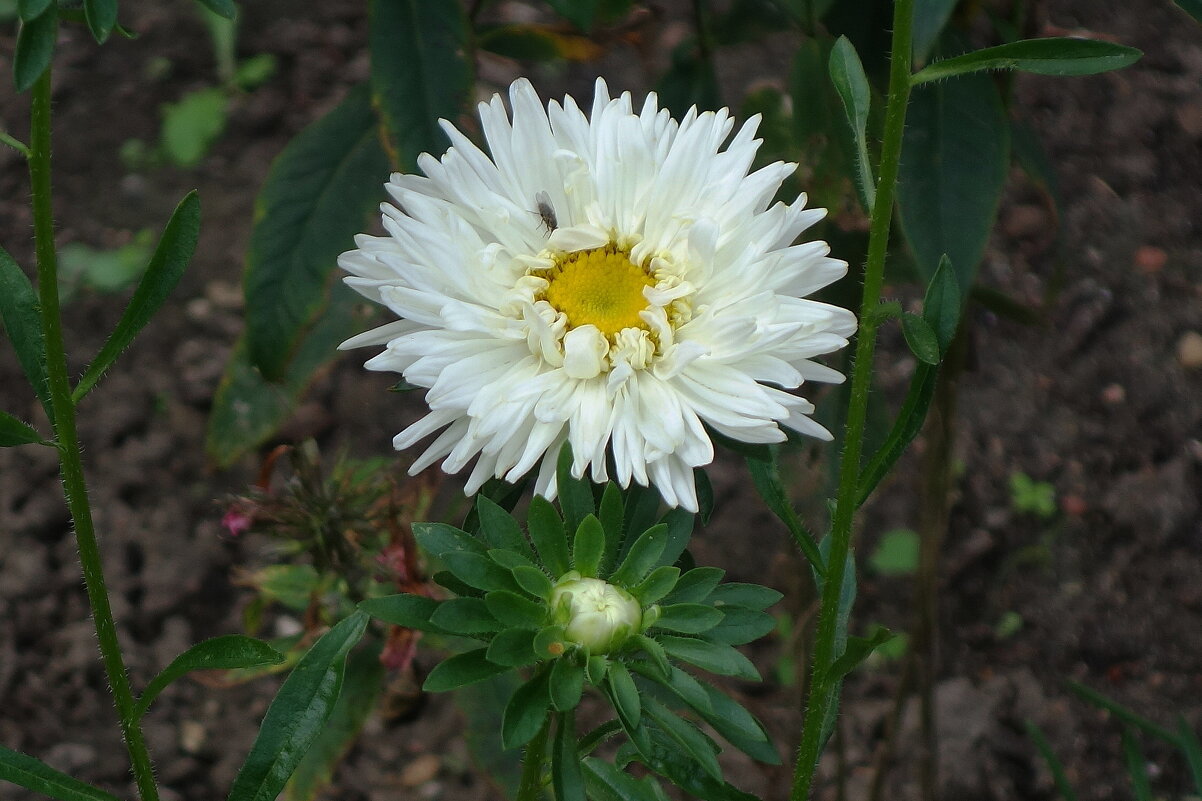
516;716;551;801
789;0;915;798
29;69;161;801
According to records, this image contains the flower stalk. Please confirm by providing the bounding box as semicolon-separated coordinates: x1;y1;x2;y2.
29;69;161;801
790;0;916;797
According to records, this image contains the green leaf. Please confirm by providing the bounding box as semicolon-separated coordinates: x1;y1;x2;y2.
869;528;919;576
911;38;1142;86
692;682;778;764
486;627;539;667
630;566;680;606
1177;716;1202;795
485;590;546;628
655;507;694;570
534;624;569;660
658;636;759;681
73;192;200;403
828;36;875;212
898;74;1010;288
1121;728;1153;801
642;695;721;780
457;671;523;796
665;567;725;605
703;607;776;646
556;443;595;533
597;482;625;574
552;710;587;801
368;0;470;169
512;564;555;599
1066;681;1179;743
856;363;938;506
137;635;283;718
631;634;670;679
611;523;669;587
545;0;597;30
572;515;606;577
1176;0;1202;24
161;88;228;169
226;611;368;801
243;83;391;381
583;759;669;801
284;646;383;801
528;495;570;577
358;593;443;632
432;570;482;598
14;9;55;93
607;662;641;728
0;411;47;447
423;648;509;692
82;0;116;43
195;0;236;19
651;604;724;635
911;0;958;65
901;313;940;365
476;496;534;559
746;449;825;573
0;745;125;801
0;247;51;419
502;668;551;749
18;0;51;21
413;521;487;557
707;583;783;611
825;624;895;680
1025;721;1079;801
443;551;521;593
429;598;501;635
550;657;585;711
923;255;962;353
622;484;661;547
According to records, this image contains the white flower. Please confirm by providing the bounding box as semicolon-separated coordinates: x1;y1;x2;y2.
339;78;856;512
550;576;642;653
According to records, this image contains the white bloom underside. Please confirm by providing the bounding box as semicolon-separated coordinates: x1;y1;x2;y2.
339;78;856;512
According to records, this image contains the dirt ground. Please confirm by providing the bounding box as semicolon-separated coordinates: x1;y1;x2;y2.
1;1;1200;800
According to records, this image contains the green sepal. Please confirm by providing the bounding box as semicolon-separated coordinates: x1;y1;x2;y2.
428;597;501;635
658;635;760;681
423;648;509;692
630;566;680;605
611;523;669;587
550;655;586;711
485;590;547;628
650;604;724;635
664;567;725;604
527;495;570;576
487;627;539;667
501;667;551;749
572;514;606;577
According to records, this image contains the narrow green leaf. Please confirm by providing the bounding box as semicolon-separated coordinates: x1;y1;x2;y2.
708;583;783;611
898;74;1010;288
642;695;721;780
1121;729;1153;801
137;635;283;718
485;590;546;628
528;495;570;577
911;38;1142;86
74;192;200;403
1176;0;1202;24
901;312;940;365
583;758;668;801
502;668;550;749
655;508;694;570
243;83;391;380
694;683;779;764
227;611;368;801
911;0;958;64
1066;681;1179;744
923;255;962;353
828;36;875;212
413;521;487;557
746;449;825;573
704;607;776;646
83;0;116;42
577;720;622;757
284;646;383;801
611;523;669;587
429;598;500;635
856;363;938;506
0;412;47;447
368;0;470;169
432;570;482;598
824;625;894;681
552;710;587;801
658;635;759;681
0;247;51;419
550;657;585;711
651;604;724;635
423;648;508;692
195;0;236;19
443;552;521;593
358;593;443;631
486;627;539;667
476;496;534;559
607;662;641;728
512;564;555;599
632;635;670;679
0;745;125;801
665;567;725;605
630;566;680;606
572;515;606;577
1025;721;1079;801
556;443;595;532
597;482;625;575
18;0;52;21
15;10;56;94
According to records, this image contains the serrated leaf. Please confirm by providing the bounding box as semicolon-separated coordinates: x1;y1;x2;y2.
0;412;46;447
528;495;570;576
607;662;640;728
358;593;443;632
898;74;1010;288
651;604;724;635
73;192;200;403
0;247;51;419
429;597;500;635
631;566;680;606
423;648;509;692
550;657;585;711
243;83;391;380
83;0;116;43
572;515;606;577
486;627;539;667
658;636;759;681
137;635;283;718
0;745;124;801
226;611;368;801
502;668;550;748
611;523;668;587
368;0;470;169
829;36;874;211
14;9;55;93
901;312;940;365
485;590;546;628
911;38;1142;85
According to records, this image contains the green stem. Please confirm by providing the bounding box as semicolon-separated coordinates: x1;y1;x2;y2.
516;716;551;801
789;0;915;798
29;69;161;801
0;129;31;158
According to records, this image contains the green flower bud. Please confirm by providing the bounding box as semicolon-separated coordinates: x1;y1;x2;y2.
550;576;642;654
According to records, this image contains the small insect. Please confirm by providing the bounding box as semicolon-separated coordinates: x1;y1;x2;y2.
535;191;558;234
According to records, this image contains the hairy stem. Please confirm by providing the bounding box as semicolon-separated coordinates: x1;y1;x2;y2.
29;68;161;801
516;716;551;801
789;0;915;797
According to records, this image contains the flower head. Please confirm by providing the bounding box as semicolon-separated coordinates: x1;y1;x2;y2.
550;574;642;653
340;78;856;510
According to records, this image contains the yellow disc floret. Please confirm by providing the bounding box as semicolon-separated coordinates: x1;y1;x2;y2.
542;246;654;336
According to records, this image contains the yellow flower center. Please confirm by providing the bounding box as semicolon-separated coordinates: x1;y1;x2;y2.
542;246;654;337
